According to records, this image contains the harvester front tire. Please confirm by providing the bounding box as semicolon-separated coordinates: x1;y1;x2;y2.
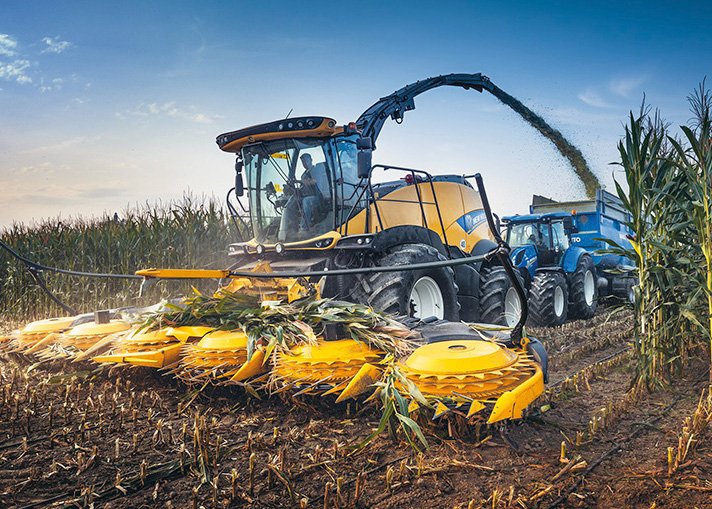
569;255;597;319
479;265;522;327
350;243;460;321
528;272;568;327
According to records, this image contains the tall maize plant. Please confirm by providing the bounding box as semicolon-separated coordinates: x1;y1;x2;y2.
0;194;246;323
668;100;712;376
614;113;679;386
612;83;712;387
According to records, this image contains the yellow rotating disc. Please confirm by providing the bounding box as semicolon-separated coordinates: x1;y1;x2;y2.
400;340;518;375
398;340;538;399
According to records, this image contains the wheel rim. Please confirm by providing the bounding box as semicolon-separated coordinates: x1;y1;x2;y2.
504;287;521;327
554;285;565;318
583;270;595;306
409;276;444;319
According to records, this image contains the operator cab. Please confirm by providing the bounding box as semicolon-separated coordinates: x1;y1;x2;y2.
242;134;362;244
217;117;370;248
505;216;570;266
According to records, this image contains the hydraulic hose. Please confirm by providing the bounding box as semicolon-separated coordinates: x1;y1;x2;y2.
0;239;141;280
474;173;528;342
0;238;141;315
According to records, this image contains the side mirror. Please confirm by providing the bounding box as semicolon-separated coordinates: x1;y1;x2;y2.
563;216;577;233
356;137;372;179
357;150;372;179
235;159;244;197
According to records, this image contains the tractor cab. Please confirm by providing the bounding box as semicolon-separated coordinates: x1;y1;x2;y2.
503;214;572;284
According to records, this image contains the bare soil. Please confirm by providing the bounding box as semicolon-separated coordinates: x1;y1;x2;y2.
1;308;711;509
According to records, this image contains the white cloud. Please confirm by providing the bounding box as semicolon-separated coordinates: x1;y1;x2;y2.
609;76;647;98
120;102;223;124
41;36;72;54
577;75;650;110
0;34;80;90
20;162;54;174
0;59;33;84
40;77;64;93
20;136;89;155
0;34;17;57
577;88;613;109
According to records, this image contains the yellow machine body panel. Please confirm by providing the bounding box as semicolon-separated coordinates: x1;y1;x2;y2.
342;181;493;251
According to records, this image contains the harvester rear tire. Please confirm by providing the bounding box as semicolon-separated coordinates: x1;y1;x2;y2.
528;272;568;327
479;265;522;327
568;255;597;319
349;243;460;321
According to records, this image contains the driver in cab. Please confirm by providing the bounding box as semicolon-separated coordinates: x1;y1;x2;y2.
288;153;330;229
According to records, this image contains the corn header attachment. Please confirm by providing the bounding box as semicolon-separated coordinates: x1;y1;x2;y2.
2;173;547;430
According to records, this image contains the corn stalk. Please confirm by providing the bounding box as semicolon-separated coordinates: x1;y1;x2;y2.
0;193;245;322
667;98;712;375
611;83;712;386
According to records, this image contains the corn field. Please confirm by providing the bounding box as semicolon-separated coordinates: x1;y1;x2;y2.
610;81;712;386
0;194;245;323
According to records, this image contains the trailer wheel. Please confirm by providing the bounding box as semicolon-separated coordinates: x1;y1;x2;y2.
349;243;460;321
569;255;597;319
528;272;568;327
479;265;522;327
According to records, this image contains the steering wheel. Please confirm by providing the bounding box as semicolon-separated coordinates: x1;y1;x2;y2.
284;178;305;198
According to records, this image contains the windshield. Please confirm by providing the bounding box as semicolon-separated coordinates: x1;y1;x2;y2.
334;135;363;219
507;222;550;248
551;221;569;252
244;138;331;243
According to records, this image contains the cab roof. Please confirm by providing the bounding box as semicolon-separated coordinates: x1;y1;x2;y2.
502;212;571;223
216;116;340;153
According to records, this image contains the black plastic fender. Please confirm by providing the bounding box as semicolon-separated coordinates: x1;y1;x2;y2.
526;337;549;384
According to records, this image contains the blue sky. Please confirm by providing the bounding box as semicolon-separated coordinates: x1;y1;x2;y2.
1;0;710;229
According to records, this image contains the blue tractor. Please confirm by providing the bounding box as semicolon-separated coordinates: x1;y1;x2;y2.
502;190;636;327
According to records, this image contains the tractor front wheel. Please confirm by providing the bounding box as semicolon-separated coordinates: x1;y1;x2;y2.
528;272;568;327
349;243;460;321
479;265;522;327
569;255;597;319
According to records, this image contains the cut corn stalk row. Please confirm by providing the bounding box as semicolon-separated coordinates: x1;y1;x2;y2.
4;288;547;450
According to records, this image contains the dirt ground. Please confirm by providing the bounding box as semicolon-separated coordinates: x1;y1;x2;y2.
1;308;711;509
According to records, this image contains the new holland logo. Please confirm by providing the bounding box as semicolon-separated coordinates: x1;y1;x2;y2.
456;210;488;234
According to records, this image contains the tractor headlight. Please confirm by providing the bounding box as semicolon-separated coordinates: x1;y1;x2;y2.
256;244;265;255
275;242;285;254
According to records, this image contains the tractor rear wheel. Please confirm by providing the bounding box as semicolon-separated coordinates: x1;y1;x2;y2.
479;265;522;327
528;272;568;327
349;243;460;321
569;255;597;319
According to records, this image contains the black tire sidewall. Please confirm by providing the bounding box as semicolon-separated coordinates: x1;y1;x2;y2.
569;255;597;319
349;243;460;321
528;271;568;327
